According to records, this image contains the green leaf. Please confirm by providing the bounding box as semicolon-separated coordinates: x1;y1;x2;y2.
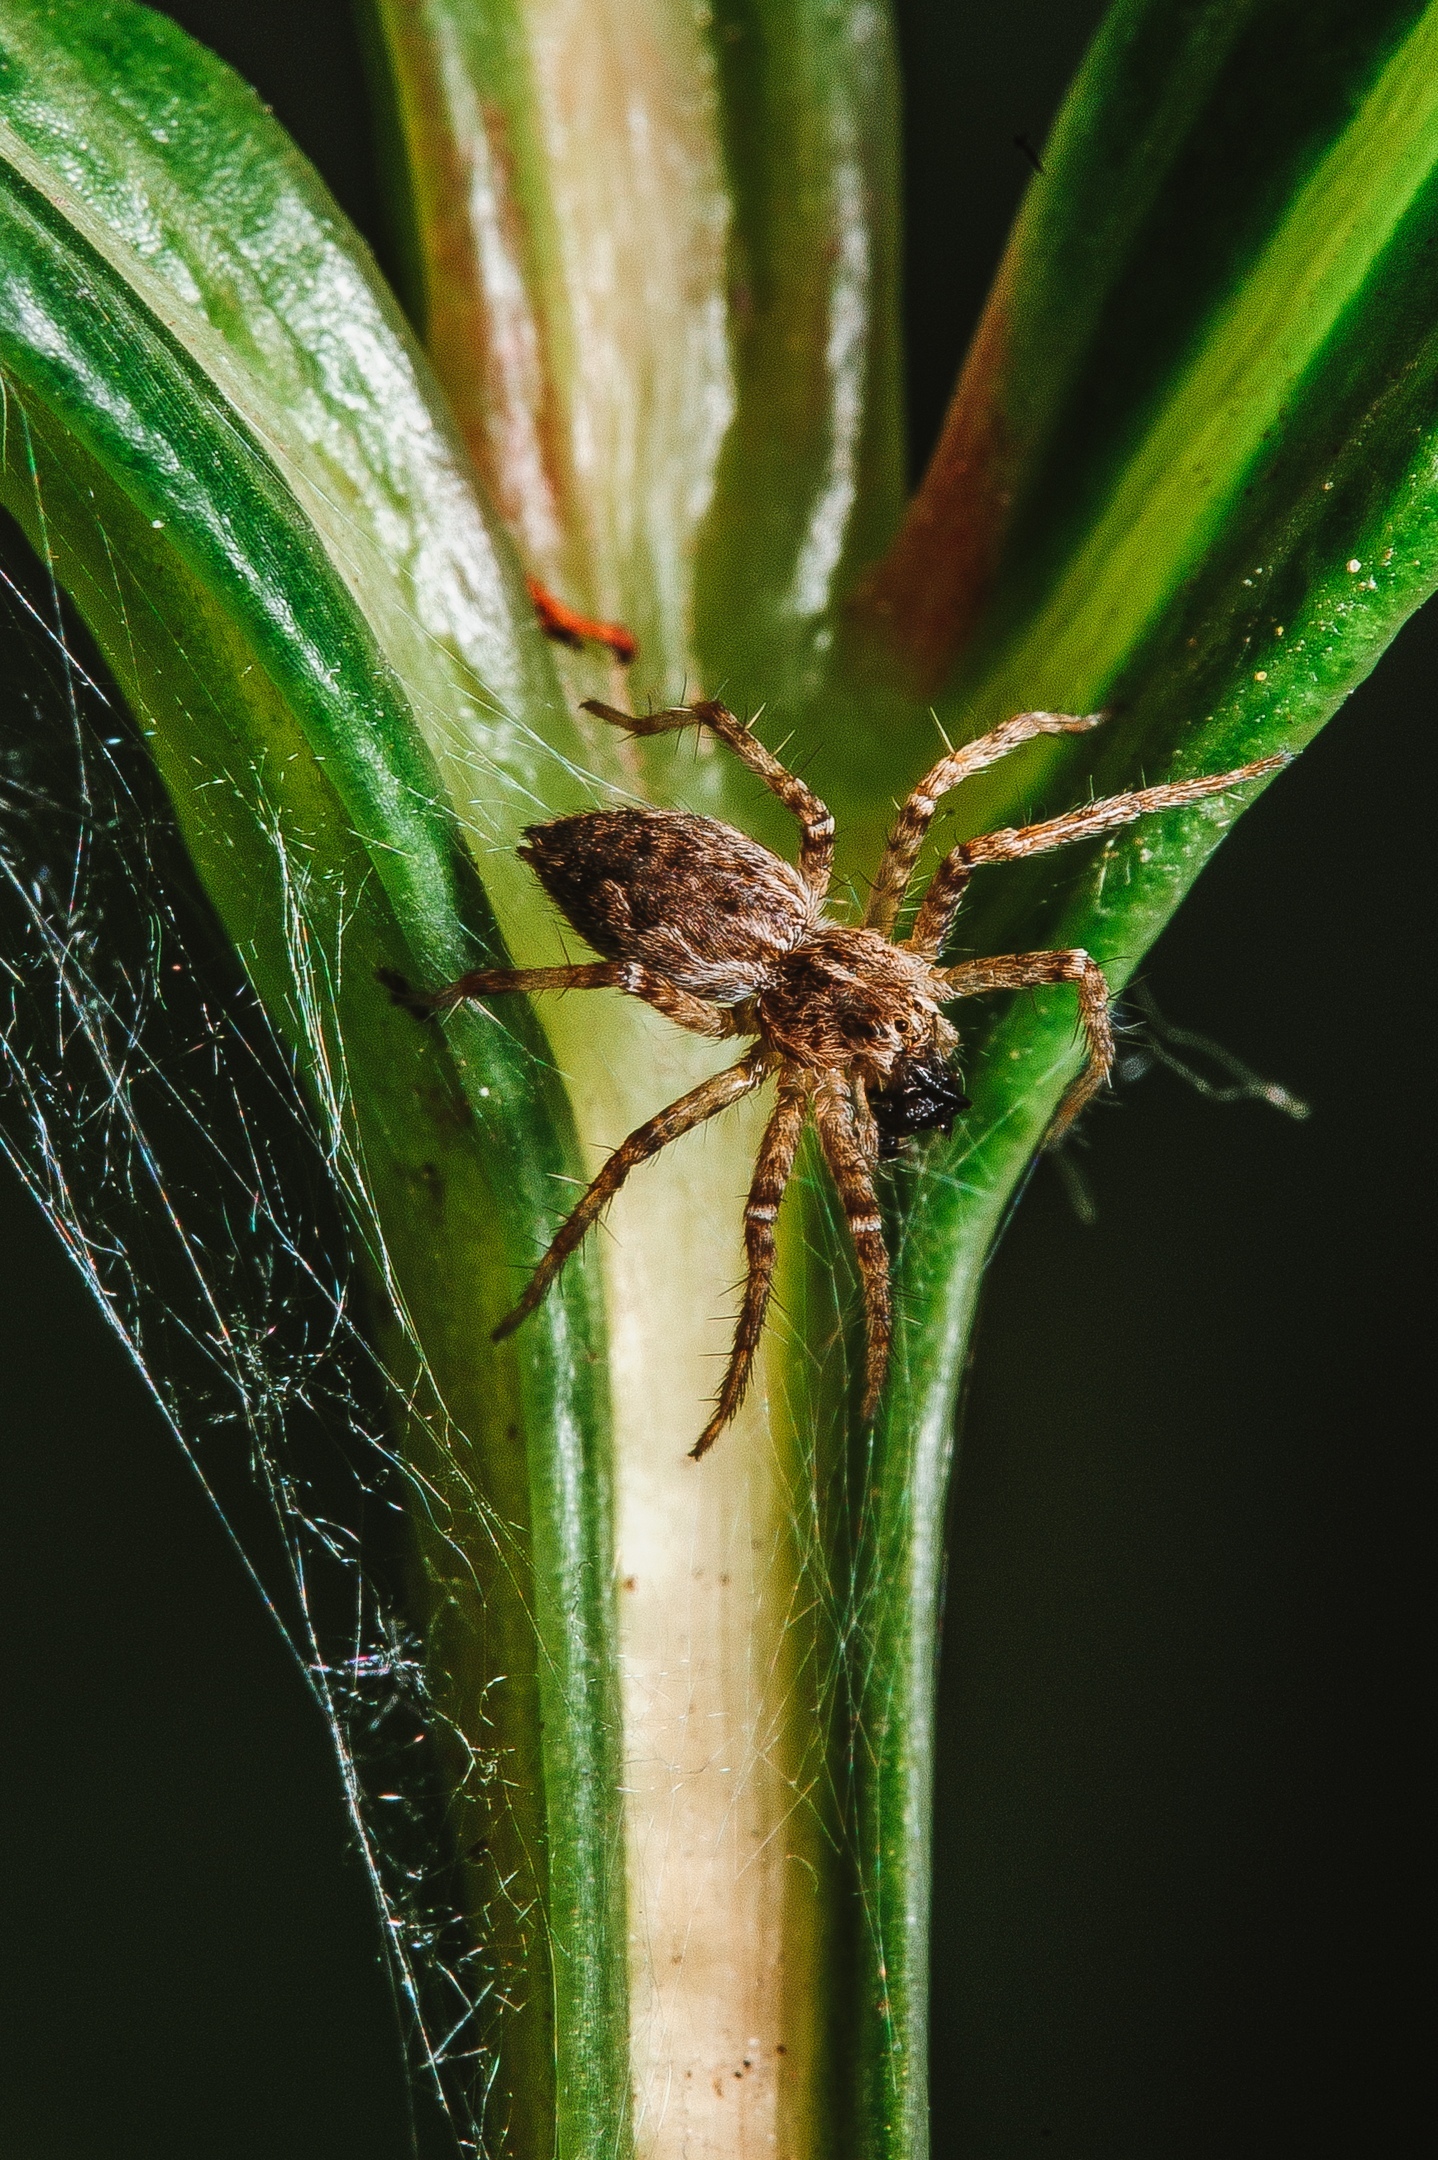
0;3;630;2150
841;4;1438;2148
693;0;907;708
867;0;1438;716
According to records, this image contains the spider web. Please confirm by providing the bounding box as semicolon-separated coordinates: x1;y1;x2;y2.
0;499;518;2156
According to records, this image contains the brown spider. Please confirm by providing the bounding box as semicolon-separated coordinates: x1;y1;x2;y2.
388;700;1281;1458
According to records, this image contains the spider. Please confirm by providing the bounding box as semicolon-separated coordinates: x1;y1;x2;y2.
387;699;1281;1458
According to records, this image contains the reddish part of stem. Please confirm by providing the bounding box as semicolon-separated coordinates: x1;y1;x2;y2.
853;265;1017;695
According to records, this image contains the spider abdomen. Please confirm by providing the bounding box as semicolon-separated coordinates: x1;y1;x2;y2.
521;809;814;999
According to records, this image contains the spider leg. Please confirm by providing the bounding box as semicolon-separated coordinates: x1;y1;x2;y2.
690;1075;811;1460
908;754;1287;959
944;949;1114;1138
581;697;835;899
813;1074;892;1424
865;710;1104;936
614;964;753;1041
492;1052;772;1342
381;957;748;1042
380;959;620;1017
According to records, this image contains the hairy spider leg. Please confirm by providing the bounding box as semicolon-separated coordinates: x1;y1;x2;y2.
813;1073;891;1423
582;698;836;899
865;709;1104;936
491;1053;773;1343
383;958;750;1040
691;1076;812;1459
611;964;756;1039
944;949;1115;1137
381;960;621;1016
907;754;1287;960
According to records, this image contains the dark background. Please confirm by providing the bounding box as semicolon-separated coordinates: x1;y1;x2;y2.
1;3;1429;2154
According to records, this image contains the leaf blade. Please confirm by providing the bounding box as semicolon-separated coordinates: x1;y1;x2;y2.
839;5;1438;2150
0;6;632;2146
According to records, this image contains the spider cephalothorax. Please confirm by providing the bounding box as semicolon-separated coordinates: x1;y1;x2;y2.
752;927;957;1082
388;699;1280;1457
